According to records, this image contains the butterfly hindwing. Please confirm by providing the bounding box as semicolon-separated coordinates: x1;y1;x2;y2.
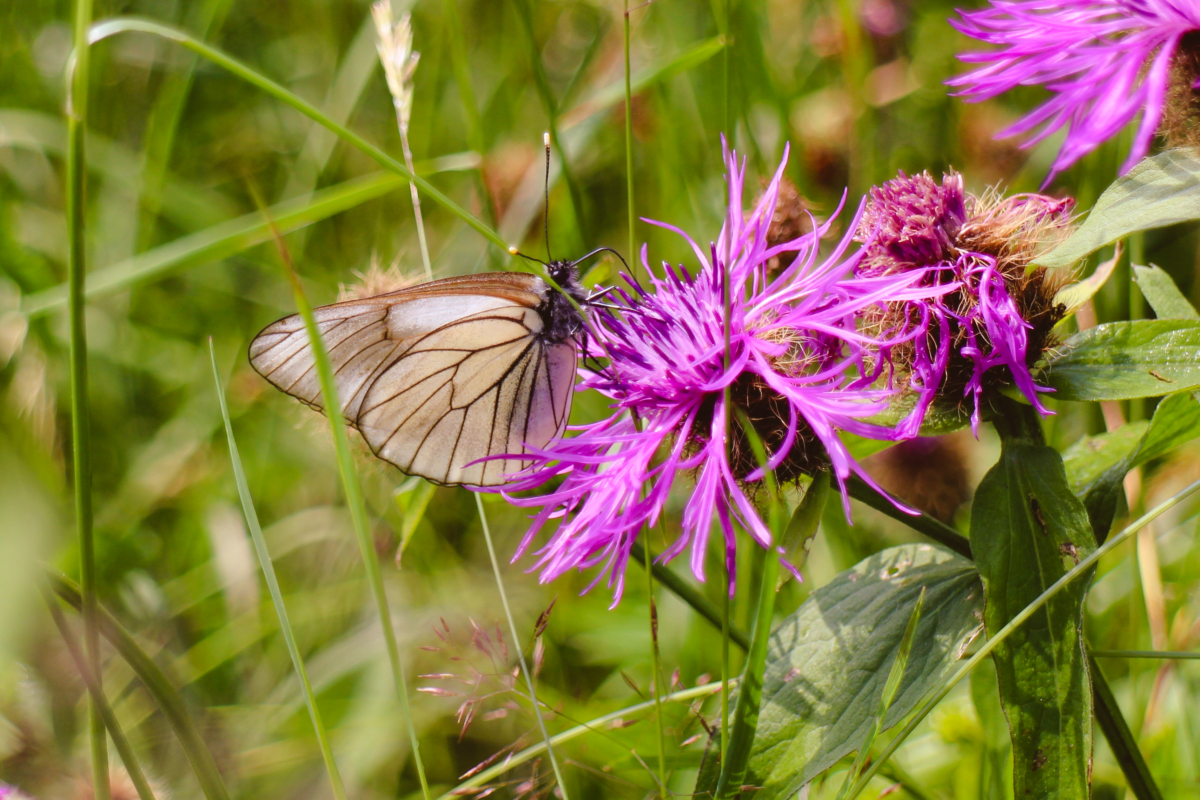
248;274;577;486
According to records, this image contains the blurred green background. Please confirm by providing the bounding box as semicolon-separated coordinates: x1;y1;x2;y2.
2;0;1200;797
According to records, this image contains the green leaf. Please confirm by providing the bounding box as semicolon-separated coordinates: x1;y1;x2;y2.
746;544;984;799
1044;319;1200;401
970;441;1096;800
1052;245;1122;317
1061;390;1200;538
1036;149;1200;270
777;472;830;582
837;587;926;800
970;660;1013;800
393;479;437;568
1133;264;1200;320
210;344;348;800
1137;390;1200;464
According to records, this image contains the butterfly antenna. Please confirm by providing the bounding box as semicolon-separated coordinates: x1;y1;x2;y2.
543;132;553;263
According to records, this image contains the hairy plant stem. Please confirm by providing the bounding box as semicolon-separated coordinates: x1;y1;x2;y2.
67;0;108;794
474;494;572;799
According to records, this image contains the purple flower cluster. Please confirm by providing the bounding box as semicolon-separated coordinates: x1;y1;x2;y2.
949;0;1200;184
858;171;1073;433
498;146;944;603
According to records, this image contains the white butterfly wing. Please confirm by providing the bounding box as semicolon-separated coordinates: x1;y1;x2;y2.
248;275;577;486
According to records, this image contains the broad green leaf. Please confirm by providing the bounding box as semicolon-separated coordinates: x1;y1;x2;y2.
1133;264;1200;320
1061;390;1200;538
1043;320;1200;401
1036;149;1200;269
1052;245;1122;317
746;544;984;799
836;588;925;800
1137;390;1200;464
971;442;1096;800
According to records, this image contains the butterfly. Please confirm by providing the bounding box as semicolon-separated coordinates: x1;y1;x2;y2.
249;255;617;487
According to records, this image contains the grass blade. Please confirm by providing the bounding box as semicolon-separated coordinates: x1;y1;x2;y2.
87;17;507;252
66;0;108;793
23;171;404;316
263;217;433;800
209;341;348;800
49;573;232;800
43;587;156;800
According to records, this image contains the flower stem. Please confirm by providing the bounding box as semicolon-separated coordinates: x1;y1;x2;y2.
624;0;636;281
67;0;108;794
398;117;434;280
473;493;571;800
643;542;668;797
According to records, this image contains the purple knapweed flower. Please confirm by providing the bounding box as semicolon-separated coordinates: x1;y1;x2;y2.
497;145;944;604
858;170;1075;433
948;0;1200;185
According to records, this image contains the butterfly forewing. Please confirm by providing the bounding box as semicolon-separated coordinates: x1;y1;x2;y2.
248;273;576;487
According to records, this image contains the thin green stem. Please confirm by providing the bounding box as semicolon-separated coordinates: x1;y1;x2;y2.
441;0;498;228
210;343;348;800
1092;649;1200;659
844;477;972;559
87;18;507;252
439;681;726;799
643;542;667;797
722;0;732;138
624;7;662;792
628;541;752;651
44;588;154;800
473;494;571;799
398;118;434;281
719;247;734;765
49;573;232;800
624;0;636;280
844;476;1200;799
68;0;108;794
265;220;432;800
510;0;584;251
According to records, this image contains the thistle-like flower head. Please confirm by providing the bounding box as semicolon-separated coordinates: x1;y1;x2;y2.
497;145;942;604
948;0;1200;185
858;170;1075;433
